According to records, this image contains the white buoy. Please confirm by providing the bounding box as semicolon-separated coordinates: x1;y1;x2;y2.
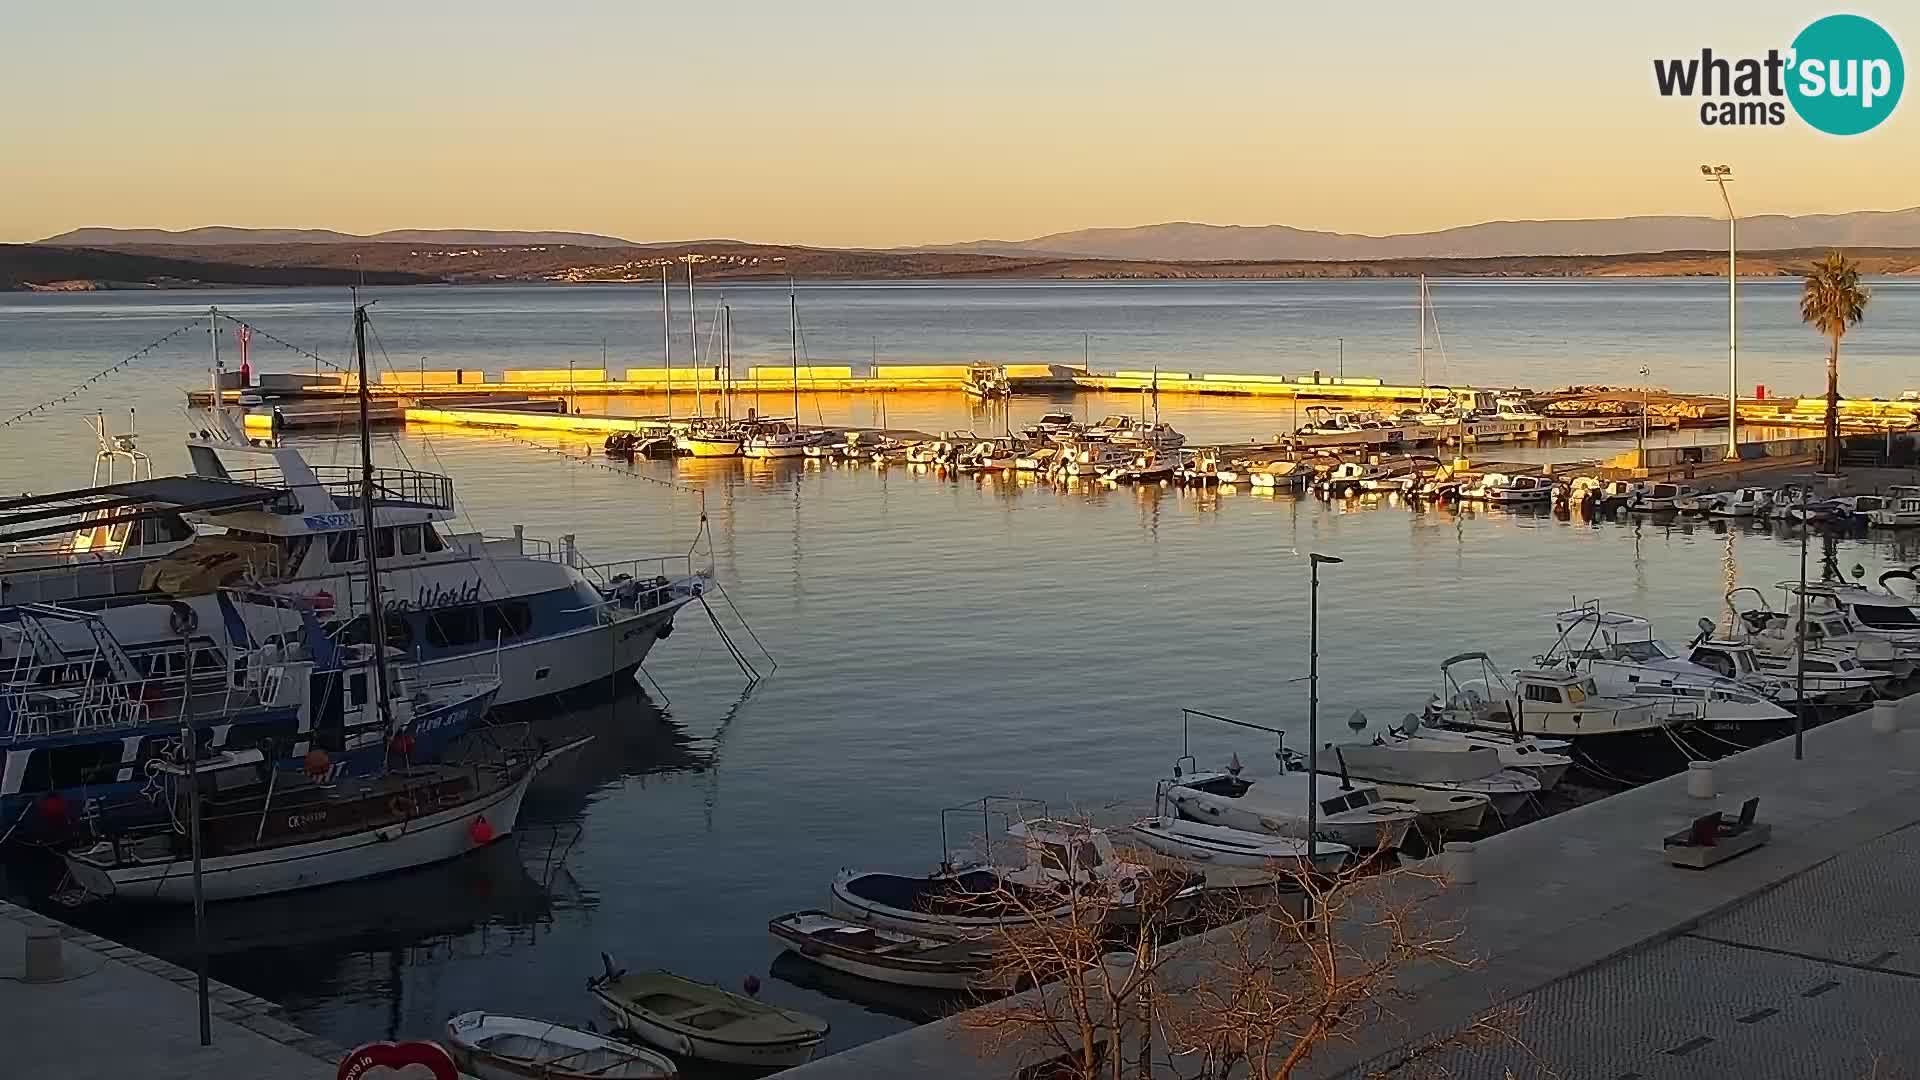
1873;700;1900;734
1442;840;1476;885
1686;760;1716;800
23;925;62;983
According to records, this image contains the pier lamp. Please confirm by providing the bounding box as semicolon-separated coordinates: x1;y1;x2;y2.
1699;164;1738;460
1306;553;1343;851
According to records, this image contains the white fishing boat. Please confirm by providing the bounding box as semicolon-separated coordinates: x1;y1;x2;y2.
589;964;829;1068
1707;486;1774;518
61;736;587;903
1308;737;1521;826
1867;487;1920;528
1485;474;1553;507
1100;448;1178;483
444;1011;678;1080
1164;759;1418;853
1434;652;1700;782
769;910;998;990
1385;716;1572;792
1128;816;1351;873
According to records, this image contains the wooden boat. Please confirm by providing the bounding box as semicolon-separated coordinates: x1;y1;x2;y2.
588;964;828;1068
61;738;589;903
769;909;997;990
444;1011;677;1079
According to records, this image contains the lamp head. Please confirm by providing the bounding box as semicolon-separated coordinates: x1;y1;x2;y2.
1699;164;1714;175
1309;553;1344;565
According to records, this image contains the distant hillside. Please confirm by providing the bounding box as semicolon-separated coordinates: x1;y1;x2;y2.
0;244;436;290
8;241;1918;291
923;208;1920;262
39;226;638;248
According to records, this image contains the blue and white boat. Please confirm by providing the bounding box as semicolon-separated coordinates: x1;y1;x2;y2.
0;594;497;840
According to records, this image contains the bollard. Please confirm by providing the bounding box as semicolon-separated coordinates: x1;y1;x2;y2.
1686;760;1716;799
1442;841;1476;885
23;925;62;982
1873;699;1900;734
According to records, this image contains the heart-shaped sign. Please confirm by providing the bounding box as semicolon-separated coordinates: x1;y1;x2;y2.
337;1040;458;1080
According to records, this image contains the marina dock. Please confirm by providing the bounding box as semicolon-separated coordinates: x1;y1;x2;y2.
776;692;1920;1080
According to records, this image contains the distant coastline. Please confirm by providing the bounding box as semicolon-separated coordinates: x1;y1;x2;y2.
5;240;1918;292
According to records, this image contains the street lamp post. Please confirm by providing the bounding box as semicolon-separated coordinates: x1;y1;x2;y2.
1306;553;1342;852
1701;164;1737;460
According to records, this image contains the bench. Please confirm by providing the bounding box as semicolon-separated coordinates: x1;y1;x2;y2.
1664;797;1769;868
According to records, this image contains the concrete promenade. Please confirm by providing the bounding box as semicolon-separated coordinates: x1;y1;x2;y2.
777;693;1920;1079
0;898;341;1079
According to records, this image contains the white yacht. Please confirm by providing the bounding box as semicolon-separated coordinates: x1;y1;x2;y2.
2;439;709;710
1542;605;1795;739
1485;474;1552;507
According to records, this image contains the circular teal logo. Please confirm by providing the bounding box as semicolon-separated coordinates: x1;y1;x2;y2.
1788;14;1904;135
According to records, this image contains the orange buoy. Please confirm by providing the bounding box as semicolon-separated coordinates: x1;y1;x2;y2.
303;749;331;778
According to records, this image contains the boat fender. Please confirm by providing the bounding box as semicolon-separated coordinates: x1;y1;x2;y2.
469;816;495;845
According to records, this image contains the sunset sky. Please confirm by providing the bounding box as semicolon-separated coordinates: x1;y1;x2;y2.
4;1;1913;246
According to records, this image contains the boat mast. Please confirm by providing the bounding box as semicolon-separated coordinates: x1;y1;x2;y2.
353;305;395;737
662;264;672;422
688;260;701;418
789;283;800;429
723;301;732;421
1417;275;1428;407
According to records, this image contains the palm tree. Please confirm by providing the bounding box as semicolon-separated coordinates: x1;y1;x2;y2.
1800;250;1870;473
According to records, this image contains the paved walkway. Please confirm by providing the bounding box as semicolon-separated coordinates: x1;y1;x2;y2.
0;898;342;1080
778;693;1920;1079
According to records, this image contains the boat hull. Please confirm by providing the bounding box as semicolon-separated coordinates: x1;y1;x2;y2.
591;990;823;1068
676;436;741;458
768;924;987;990
828;868;1073;938
62;748;567;903
444;1012;676;1080
420;600;685;707
1128;818;1347;873
1166;789;1416;853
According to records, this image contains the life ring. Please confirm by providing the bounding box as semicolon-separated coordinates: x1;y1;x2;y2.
388;794;416;818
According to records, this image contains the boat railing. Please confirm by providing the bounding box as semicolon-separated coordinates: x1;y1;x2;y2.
221;465;455;513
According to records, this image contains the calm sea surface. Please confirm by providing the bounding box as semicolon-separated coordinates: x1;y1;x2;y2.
5;280;1920;1061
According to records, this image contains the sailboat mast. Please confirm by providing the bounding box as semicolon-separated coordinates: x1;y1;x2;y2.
662;265;672;421
1417;275;1429;406
353;306;394;736
688;261;701;417
789;286;800;427
723;302;732;421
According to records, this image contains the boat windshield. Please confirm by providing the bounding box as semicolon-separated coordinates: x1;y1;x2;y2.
1851;603;1920;629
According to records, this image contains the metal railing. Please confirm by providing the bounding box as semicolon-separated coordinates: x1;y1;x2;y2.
224;465;455;513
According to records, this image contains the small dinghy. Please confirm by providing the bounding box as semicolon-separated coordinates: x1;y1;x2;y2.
769;910;998;990
1129;816;1351;873
444;1011;677;1079
588;960;828;1068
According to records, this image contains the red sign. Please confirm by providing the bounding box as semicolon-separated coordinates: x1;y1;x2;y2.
337;1041;457;1080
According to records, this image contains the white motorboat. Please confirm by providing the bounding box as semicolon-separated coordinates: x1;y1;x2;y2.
1867;487;1920;527
1722;589;1913;683
1787;581;1920;654
769;910;998;990
1318;461;1389;496
1386;715;1571;792
1128;816;1351;874
1707;486;1774;518
444;1011;678;1080
1626;482;1691;513
1542;604;1795;743
1100;448;1178;483
61;737;588;903
1052;440;1133;478
1164;761;1418;854
741;419;812;459
1683;619;1872;706
830;865;1073;938
589;965;828;1068
1314;738;1532;824
1112;421;1187;451
1833;494;1888;522
1024;411;1081;440
1485;474;1553;507
1434;653;1700;783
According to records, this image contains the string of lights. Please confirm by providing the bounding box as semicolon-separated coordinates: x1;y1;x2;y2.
2;318;205;428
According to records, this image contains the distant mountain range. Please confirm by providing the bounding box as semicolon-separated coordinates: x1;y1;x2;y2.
917;209;1920;262
38;226;639;248
35;209;1920;262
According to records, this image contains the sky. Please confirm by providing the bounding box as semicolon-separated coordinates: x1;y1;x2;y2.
3;1;1915;246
